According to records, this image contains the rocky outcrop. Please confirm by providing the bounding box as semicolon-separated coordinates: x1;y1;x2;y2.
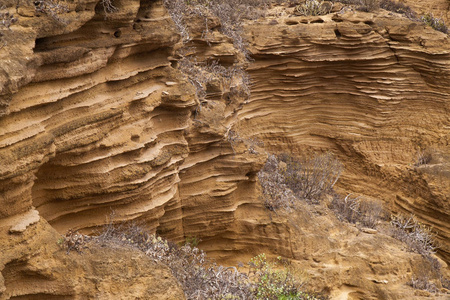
238;7;450;263
0;0;449;298
0;217;185;299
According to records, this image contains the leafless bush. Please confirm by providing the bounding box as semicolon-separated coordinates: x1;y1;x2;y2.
331;195;384;228
164;0;268;57
258;153;342;210
356;0;379;12
34;0;69;23
163;0;190;42
279;153;342;203
258;155;297;211
93;221;254;299
409;275;439;293
379;0;416;19
73;218;320;299
359;198;384;228
414;149;433;167
59;229;91;254
178;57;250;103
295;0;333;16
390;214;437;256
225;128;243;154
331;193;361;223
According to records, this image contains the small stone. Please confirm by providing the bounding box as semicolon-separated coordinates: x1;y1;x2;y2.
9;210;40;234
361;228;377;234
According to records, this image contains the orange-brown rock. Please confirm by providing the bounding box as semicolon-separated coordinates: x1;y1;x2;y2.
0;0;449;299
238;7;450;263
0;216;185;299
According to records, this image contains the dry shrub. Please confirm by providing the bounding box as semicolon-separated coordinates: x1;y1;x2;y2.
163;0;269;56
331;194;361;224
408;257;445;294
59;229;91;254
420;13;448;34
358;198;384;227
34;0;69;23
100;0;118;14
409;275;439;294
379;0;416;19
93;221;254;299
356;0;379;12
331;194;384;228
279;153;342;204
258;154;297;211
258;153;342;210
295;0;333;16
178;57;250;103
85;220;322;299
163;0;191;41
414;148;433;167
390;214;437;256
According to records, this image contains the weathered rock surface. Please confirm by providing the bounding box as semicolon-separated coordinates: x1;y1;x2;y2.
238;7;450;263
0;217;185;299
0;0;449;299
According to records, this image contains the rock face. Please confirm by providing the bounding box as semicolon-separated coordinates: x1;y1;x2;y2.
239;8;450;262
0;0;449;299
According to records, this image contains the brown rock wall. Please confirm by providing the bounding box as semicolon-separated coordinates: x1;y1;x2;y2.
238;10;450;262
0;1;449;298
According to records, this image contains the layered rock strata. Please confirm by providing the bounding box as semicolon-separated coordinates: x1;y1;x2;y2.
0;0;449;298
238;8;450;262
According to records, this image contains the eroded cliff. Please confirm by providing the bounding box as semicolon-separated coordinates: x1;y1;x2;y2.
0;0;449;299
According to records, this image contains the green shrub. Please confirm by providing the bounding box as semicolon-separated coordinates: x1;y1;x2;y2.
87;221;323;299
420;13;448;34
249;254;320;300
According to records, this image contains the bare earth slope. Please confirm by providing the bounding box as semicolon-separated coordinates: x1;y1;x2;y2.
0;0;449;299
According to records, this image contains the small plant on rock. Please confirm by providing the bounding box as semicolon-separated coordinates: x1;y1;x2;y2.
279;152;342;204
356;0;379;12
390;214;437;256
249;254;319;300
258;154;297;211
331;194;384;228
379;0;416;19
296;0;333;16
34;0;69;23
421;13;448;34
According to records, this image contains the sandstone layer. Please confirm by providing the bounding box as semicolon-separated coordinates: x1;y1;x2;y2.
238;6;450;262
0;0;449;299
